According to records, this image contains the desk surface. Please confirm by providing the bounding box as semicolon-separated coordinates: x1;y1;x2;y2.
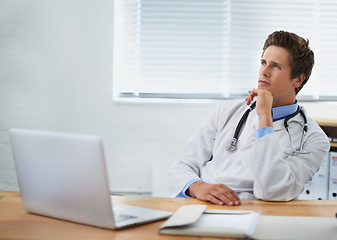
1;191;336;240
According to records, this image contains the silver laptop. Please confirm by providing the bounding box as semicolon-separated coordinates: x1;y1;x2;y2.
9;128;172;229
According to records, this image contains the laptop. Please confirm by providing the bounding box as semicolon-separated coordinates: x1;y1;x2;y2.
9;128;172;229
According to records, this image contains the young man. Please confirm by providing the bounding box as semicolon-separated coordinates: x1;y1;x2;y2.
169;31;330;206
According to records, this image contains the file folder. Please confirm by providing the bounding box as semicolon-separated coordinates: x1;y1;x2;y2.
329;151;337;200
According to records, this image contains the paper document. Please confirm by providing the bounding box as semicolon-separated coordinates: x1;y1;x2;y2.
159;204;260;239
191;212;258;236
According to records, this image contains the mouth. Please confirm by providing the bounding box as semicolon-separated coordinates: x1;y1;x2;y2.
258;79;270;86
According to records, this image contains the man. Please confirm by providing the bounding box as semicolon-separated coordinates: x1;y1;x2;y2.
169;30;330;206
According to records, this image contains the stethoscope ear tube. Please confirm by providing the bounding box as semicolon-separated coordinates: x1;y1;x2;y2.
284;106;302;128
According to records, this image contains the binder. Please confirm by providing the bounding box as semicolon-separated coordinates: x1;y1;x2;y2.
313;152;329;200
298;180;314;199
329;151;337;200
298;152;330;200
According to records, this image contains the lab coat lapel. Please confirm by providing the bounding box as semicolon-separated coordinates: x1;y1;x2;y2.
273;119;284;131
244;111;259;144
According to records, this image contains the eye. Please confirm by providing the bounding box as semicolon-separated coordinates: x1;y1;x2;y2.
273;63;281;69
261;60;266;66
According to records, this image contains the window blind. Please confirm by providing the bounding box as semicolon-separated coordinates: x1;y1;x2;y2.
314;1;337;98
113;0;337;101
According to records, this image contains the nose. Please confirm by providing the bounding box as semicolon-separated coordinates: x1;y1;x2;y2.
260;64;270;78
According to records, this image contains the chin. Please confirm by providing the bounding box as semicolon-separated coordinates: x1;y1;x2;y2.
258;85;270;90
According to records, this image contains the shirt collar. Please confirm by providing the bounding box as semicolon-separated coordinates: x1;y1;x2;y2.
272;100;298;122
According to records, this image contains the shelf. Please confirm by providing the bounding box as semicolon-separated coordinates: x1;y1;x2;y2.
315;118;337;127
315;118;337;150
330;142;337;148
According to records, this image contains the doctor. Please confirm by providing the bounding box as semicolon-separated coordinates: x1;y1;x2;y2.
169;30;330;206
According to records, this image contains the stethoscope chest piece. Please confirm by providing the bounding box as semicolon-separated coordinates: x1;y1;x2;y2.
227;138;238;151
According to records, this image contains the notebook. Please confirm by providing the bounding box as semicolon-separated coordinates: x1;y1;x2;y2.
9;128;172;229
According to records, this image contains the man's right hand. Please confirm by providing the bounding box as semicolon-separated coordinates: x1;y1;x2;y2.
187;181;241;206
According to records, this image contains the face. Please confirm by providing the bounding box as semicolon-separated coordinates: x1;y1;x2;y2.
258;45;302;107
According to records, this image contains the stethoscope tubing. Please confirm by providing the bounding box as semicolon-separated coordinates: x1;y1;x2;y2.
227;101;309;155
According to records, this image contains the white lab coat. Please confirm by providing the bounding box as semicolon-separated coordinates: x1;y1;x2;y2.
169;99;330;201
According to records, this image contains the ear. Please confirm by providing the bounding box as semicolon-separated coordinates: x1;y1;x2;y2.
293;73;306;88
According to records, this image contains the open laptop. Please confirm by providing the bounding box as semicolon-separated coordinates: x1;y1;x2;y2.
9;128;172;229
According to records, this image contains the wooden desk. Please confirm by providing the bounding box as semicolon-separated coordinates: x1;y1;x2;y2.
1;191;336;240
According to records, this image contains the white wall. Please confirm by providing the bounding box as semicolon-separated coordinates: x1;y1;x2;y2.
1;0;337;196
0;0;216;195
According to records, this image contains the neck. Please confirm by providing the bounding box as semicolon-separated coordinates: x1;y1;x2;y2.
272;98;296;108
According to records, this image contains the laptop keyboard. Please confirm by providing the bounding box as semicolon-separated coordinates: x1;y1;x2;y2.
114;213;137;222
112;203;138;223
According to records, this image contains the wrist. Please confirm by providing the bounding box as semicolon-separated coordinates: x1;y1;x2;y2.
258;114;273;128
187;181;202;197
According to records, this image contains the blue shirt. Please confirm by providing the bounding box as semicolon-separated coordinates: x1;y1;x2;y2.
176;101;299;198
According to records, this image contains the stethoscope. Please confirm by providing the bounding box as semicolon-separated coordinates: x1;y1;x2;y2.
227;101;310;155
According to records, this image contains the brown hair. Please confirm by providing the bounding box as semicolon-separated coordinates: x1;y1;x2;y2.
262;30;314;94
